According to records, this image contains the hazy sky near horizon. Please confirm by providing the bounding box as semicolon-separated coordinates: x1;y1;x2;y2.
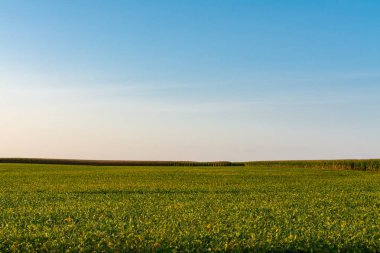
1;1;380;161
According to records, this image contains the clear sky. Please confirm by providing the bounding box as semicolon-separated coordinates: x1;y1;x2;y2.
1;1;379;161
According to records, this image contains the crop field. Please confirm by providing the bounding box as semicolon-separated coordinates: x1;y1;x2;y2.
0;164;379;252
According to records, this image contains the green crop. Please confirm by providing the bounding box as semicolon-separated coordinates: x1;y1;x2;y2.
245;159;380;171
0;164;379;252
1;158;380;171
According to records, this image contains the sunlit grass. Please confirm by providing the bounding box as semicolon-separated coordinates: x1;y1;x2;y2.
0;164;379;251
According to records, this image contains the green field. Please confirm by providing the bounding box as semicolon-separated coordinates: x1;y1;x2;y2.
0;164;379;252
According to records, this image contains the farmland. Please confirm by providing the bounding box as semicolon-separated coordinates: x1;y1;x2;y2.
0;163;379;251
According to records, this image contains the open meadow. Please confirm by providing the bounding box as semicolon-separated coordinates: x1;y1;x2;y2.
0;163;379;251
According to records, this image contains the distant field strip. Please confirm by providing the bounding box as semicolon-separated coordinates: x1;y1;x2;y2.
0;158;239;167
1;158;380;171
0;164;379;251
246;159;380;172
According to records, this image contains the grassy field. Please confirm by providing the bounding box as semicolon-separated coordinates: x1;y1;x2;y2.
1;158;380;171
0;164;379;252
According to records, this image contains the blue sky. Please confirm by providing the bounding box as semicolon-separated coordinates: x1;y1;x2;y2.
0;1;379;161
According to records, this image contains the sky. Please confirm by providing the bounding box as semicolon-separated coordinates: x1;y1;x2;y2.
0;1;379;161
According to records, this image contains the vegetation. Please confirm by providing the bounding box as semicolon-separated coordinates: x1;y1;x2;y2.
2;158;380;172
246;159;380;172
0;158;239;167
0;163;379;252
